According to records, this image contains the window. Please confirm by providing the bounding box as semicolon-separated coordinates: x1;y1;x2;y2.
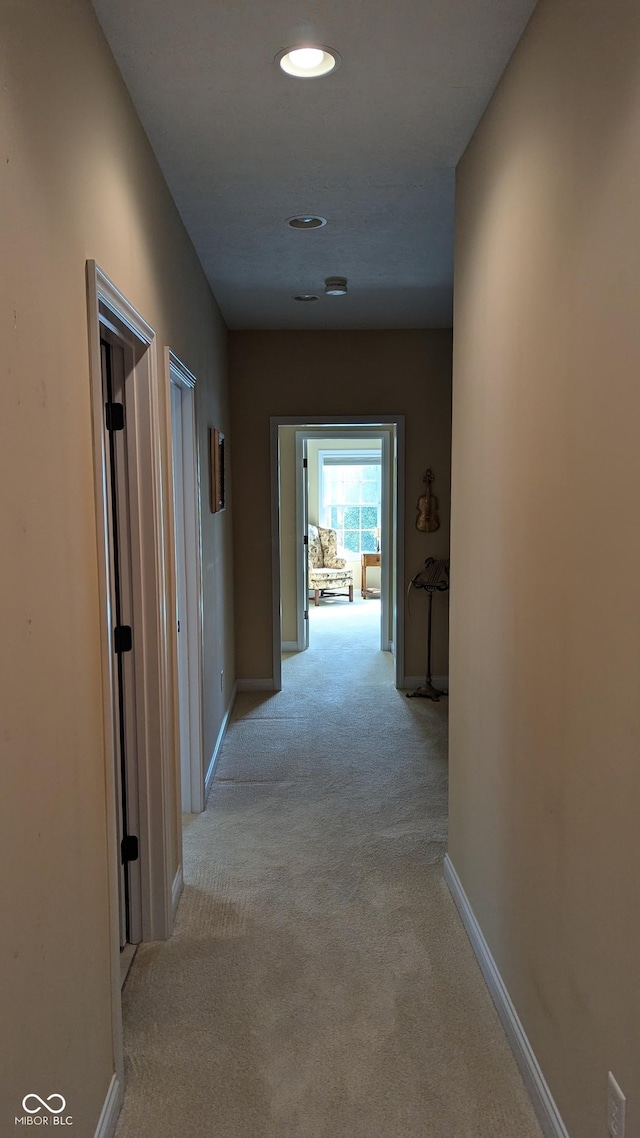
319;450;381;554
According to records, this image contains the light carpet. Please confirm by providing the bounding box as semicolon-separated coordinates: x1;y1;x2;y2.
115;598;542;1138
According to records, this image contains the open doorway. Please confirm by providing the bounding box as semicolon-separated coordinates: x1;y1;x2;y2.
87;264;179;1090
301;434;384;648
309;438;382;605
168;352;205;817
270;416;405;690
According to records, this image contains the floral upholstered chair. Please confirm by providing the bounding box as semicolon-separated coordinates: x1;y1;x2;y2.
308;524;354;606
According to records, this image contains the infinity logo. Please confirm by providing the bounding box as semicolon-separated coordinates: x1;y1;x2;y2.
22;1095;66;1115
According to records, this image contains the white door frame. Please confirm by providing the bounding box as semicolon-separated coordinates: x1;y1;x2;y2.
294;433;310;652
86;262;176;1087
167;351;205;815
270;415;405;690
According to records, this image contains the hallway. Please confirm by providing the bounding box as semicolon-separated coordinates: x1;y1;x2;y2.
114;600;541;1138
113;600;537;1133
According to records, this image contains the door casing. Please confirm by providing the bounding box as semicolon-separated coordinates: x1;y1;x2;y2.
87;262;178;1089
270;415;405;690
167;351;205;816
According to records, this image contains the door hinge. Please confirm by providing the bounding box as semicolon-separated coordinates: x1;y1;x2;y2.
303;457;307;468
121;834;139;864
304;609;309;621
303;534;308;545
105;401;124;431
114;625;132;653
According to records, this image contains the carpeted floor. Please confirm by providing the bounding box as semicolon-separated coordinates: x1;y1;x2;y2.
115;598;542;1138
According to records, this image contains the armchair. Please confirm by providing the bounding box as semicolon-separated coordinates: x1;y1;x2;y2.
308;524;354;606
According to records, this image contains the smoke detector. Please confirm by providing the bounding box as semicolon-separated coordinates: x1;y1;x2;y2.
325;277;348;296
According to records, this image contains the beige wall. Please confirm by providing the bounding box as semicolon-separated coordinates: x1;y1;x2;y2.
450;2;640;1136
229;331;452;682
0;1;232;1132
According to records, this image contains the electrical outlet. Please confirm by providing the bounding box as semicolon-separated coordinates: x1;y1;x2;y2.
608;1072;626;1138
220;669;224;691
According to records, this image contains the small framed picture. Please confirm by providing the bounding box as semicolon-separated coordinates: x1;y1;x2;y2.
209;427;225;513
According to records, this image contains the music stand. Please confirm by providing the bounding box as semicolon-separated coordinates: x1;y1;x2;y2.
406;557;449;701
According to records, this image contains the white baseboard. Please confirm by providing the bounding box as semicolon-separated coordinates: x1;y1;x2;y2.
403;674;448;691
236;678;276;692
94;1074;122;1138
281;641;299;652
443;855;570;1138
171;865;183;916
205;683;237;797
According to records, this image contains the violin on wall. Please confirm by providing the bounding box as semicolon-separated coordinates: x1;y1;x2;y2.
416;468;440;533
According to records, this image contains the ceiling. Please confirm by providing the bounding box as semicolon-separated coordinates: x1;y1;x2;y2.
92;0;536;330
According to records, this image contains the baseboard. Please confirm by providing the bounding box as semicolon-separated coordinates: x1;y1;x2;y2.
402;674;448;691
236;678;276;692
171;865;183;916
443;855;570;1138
205;683;237;797
281;641;299;652
93;1074;122;1138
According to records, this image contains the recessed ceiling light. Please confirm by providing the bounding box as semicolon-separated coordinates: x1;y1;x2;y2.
325;277;348;296
276;45;341;79
294;294;319;302
286;215;327;230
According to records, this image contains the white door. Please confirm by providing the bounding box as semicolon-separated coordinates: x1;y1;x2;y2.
170;383;192;813
100;333;143;947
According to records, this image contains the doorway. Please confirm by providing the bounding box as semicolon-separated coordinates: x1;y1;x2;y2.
270;416;405;690
168;352;205;816
87;262;179;1090
99;330;143;951
296;432;386;650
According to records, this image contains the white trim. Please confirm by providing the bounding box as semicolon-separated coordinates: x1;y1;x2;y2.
119;943;137;989
87;262;175;947
166;349;205;815
172;865;184;916
168;353;196;389
282;641;299;652
443;856;570;1138
403;674;449;691
393;419;405;689
93;1075;122;1138
86;269;125;1085
204;683;237;798
271;416;405;689
294;432;309;654
270;419;283;691
94;274;155;344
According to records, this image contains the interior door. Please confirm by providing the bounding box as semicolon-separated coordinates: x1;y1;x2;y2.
170;382;192;812
295;433;310;651
100;333;142;947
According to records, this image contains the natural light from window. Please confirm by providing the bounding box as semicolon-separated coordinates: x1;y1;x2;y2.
320;450;381;554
